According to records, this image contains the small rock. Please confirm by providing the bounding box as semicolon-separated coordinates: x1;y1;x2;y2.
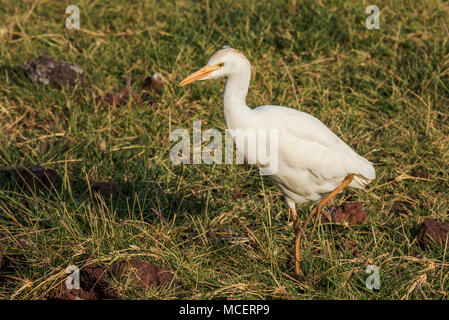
417;218;449;248
324;202;367;225
143;73;164;93
21;56;84;89
90;182;121;198
16;165;59;190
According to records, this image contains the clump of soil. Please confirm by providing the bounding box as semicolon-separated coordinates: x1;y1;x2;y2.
96;75;142;108
46;284;96;300
47;262;116;300
90;182;122;198
16;165;59;190
21;56;84;89
110;259;177;290
417;218;449;248
143;73;165;93
324;202;367;225
47;259;177;300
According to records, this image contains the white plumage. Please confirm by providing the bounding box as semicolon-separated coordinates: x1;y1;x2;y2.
254;105;375;206
180;48;375;275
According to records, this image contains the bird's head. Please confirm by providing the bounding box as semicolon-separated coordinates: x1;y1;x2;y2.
179;48;251;86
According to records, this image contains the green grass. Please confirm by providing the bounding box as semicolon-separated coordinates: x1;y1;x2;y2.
0;0;448;299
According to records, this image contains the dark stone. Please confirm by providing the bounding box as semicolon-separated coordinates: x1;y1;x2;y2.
21;56;84;89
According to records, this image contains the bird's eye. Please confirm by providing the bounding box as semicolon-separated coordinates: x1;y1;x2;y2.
218;62;225;67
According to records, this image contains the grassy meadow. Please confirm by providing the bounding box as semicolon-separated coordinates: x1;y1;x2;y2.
0;0;448;299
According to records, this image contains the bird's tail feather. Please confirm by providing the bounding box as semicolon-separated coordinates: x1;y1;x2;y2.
350;174;373;189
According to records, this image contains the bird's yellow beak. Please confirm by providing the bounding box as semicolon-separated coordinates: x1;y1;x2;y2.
179;65;220;87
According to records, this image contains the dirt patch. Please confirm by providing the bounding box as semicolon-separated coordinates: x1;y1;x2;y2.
16;165;59;190
21;56;84;89
110;259;177;290
417;218;449;248
90;182;122;198
323;202;367;225
96;75;142;108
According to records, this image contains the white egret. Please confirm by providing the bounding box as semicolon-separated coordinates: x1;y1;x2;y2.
180;48;375;275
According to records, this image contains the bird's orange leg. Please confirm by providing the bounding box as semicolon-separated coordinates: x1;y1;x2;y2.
308;174;354;239
294;174;354;276
289;208;301;276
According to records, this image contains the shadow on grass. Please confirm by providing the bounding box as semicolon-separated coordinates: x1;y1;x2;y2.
0;165;214;226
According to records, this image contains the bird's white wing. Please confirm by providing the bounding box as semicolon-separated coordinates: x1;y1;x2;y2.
253;105;375;188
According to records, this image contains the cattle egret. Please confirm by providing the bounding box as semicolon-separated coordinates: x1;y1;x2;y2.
180;48;375;275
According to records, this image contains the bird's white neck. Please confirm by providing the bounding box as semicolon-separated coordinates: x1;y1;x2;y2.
223;70;252;129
